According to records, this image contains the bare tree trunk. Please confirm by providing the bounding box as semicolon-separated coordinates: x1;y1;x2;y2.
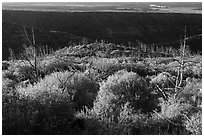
174;26;187;98
31;26;38;79
178;26;187;87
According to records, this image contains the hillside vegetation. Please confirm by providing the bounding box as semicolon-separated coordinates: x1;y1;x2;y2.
2;10;202;60
2;41;202;135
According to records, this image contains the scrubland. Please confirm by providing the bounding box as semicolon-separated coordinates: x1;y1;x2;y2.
2;42;202;135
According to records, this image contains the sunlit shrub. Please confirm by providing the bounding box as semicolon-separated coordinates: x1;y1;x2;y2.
2;77;17;92
191;63;202;78
158;99;199;135
2;69;17;82
184;110;202;135
17;71;99;111
93;70;159;118
43;58;81;75
44;59;70;74
2;61;10;70
76;102;148;135
3;71;76;134
91;58;156;81
77;102;188;135
177;78;202;107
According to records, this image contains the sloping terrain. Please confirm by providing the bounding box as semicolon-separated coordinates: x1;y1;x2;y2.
2;42;202;135
2;10;202;60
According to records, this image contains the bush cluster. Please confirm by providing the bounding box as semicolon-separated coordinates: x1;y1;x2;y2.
2;45;202;135
3;70;99;134
17;71;99;110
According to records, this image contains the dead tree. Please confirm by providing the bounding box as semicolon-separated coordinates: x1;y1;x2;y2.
19;26;42;83
174;26;187;98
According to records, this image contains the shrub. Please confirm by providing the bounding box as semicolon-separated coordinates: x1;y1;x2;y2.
76;102;145;135
3;74;75;134
150;72;174;86
158;96;200;135
3;89;74;135
77;102;189;135
13;65;36;81
70;74;99;110
93;70;159;118
177;78;202;108
91;58;123;79
184;110;202;135
17;71;99;111
4;61;45;84
191;63;202;78
2;77;17;91
91;58;156;81
53;71;99;110
2;61;10;70
42;58;79;75
3;70;98;134
2;70;18;82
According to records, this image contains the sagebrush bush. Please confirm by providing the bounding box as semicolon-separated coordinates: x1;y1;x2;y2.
177;78;202;107
2;77;17;91
93;70;159;118
158;96;201;135
92;58;123;79
2;61;10;70
13;65;36;81
77;102;189;135
2;69;18;82
5;61;45;83
191;63;202;78
184;110;202;135
17;71;99;111
3;72;75;134
3;87;74;134
91;57;156;81
3;70;100;134
42;58;82;75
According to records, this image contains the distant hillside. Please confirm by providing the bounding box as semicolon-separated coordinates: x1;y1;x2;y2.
2;10;202;60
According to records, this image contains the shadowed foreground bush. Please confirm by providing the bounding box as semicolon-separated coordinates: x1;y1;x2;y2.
2;88;74;134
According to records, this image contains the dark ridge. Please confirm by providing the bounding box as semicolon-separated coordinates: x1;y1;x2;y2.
2;10;202;60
